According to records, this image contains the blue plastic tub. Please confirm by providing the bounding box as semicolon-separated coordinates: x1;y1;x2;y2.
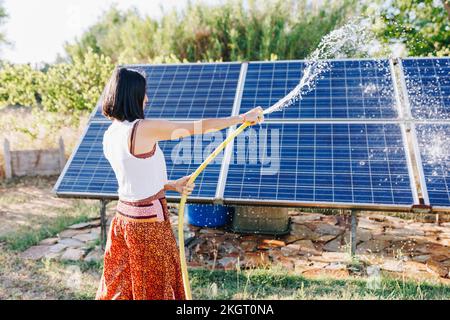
186;204;234;228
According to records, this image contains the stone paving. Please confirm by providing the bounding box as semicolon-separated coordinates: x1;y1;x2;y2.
20;219;104;263
20;207;450;283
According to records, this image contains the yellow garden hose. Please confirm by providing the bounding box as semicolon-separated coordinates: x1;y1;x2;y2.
177;121;251;300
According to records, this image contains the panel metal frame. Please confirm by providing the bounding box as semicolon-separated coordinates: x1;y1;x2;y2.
245;57;392;64
120;58;392;73
400;123;420;205
215;62;248;202
390;59;421;205
222;198;413;212
398;59;431;206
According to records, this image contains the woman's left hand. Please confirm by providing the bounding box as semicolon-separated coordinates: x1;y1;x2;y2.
174;175;195;196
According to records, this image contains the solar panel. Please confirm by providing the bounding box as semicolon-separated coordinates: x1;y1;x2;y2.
93;63;242;120
239;59;398;120
54;121;224;200
162;129;226;199
401;58;450;120
223;123;415;207
414;124;450;207
56;122;118;197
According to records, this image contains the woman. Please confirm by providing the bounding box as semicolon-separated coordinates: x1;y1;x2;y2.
96;67;263;300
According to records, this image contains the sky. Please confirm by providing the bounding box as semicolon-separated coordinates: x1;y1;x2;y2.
1;0;216;64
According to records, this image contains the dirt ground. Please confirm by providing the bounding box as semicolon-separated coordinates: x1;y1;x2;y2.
0;176;111;238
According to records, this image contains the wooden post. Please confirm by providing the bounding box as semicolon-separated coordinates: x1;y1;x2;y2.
3;139;12;179
58;136;66;171
350;209;358;256
100;199;108;249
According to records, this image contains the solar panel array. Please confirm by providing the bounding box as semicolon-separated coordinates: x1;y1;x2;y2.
54;58;450;211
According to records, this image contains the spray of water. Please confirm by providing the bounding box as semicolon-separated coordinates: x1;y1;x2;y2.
264;18;375;115
418;125;450;180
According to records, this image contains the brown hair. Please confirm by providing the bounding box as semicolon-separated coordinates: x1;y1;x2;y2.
102;67;146;121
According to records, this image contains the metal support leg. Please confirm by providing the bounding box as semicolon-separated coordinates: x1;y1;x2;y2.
350;209;358;256
100;199;108;249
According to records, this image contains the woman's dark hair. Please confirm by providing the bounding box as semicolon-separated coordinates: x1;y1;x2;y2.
102;67;146;121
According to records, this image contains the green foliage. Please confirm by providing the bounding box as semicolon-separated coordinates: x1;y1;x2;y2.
39;49;113;116
0;50;113;119
0;63;42;108
369;0;450;57
1;0;448;128
65;0;356;64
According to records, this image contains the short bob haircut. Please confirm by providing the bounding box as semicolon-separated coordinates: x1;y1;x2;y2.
102;67;147;122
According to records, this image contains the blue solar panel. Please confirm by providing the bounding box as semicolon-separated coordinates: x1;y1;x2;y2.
402;58;450;120
93;63;241;120
223;123;414;206
162;130;226;199
55;121;223;199
415;124;450;207
239;60;398;119
56;122;117;196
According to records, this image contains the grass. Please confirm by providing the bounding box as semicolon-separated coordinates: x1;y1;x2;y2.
0;178;99;251
0;249;101;300
2;247;449;300
1;175;449;300
0;200;98;251
0;175;58;189
189;268;450;300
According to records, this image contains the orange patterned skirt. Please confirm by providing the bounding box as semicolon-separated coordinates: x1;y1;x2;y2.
95;190;186;300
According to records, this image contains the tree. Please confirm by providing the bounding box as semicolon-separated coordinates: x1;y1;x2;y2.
0;62;42;108
367;0;450;56
0;50;113;120
64;0;356;64
39;49;113;117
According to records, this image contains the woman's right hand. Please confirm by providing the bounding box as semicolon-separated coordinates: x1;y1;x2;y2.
240;106;264;125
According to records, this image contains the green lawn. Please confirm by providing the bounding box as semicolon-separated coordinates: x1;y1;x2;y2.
190;268;450;300
1;176;449;300
0;199;99;251
1;246;449;300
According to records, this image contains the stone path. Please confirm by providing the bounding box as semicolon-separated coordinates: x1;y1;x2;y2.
20;219;104;263
20;207;450;283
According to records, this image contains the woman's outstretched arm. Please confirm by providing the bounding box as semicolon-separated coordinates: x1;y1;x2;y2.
140;106;263;142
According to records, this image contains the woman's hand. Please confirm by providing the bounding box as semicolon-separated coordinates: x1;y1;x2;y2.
240;106;264;125
173;175;195;196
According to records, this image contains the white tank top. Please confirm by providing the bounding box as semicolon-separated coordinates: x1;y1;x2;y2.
102;119;168;201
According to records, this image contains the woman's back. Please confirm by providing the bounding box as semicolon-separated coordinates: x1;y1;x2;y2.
103;119;168;201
